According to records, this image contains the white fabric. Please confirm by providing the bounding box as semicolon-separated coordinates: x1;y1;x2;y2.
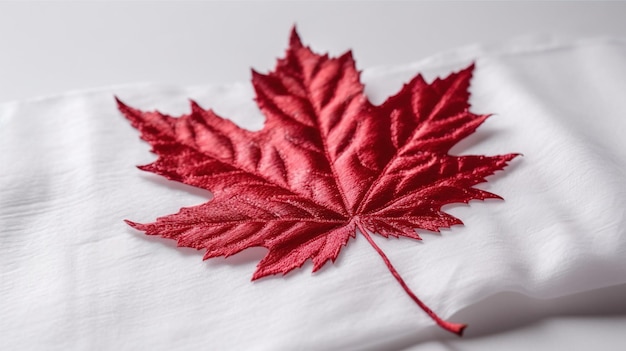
1;38;625;350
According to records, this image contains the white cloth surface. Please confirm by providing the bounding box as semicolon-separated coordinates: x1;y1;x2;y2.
1;37;626;350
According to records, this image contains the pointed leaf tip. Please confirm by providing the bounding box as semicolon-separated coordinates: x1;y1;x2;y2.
115;96;129;111
289;25;303;48
250;68;262;77
188;98;203;112
458;62;476;80
115;96;144;124
251;269;269;281
124;219;140;229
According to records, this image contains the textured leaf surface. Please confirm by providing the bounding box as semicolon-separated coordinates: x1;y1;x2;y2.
119;28;517;335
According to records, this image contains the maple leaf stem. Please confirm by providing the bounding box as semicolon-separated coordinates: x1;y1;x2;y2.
357;223;467;337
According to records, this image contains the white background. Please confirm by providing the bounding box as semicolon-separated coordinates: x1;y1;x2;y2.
2;2;626;103
1;2;625;350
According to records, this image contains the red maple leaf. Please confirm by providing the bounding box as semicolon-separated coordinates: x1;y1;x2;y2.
118;28;517;336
